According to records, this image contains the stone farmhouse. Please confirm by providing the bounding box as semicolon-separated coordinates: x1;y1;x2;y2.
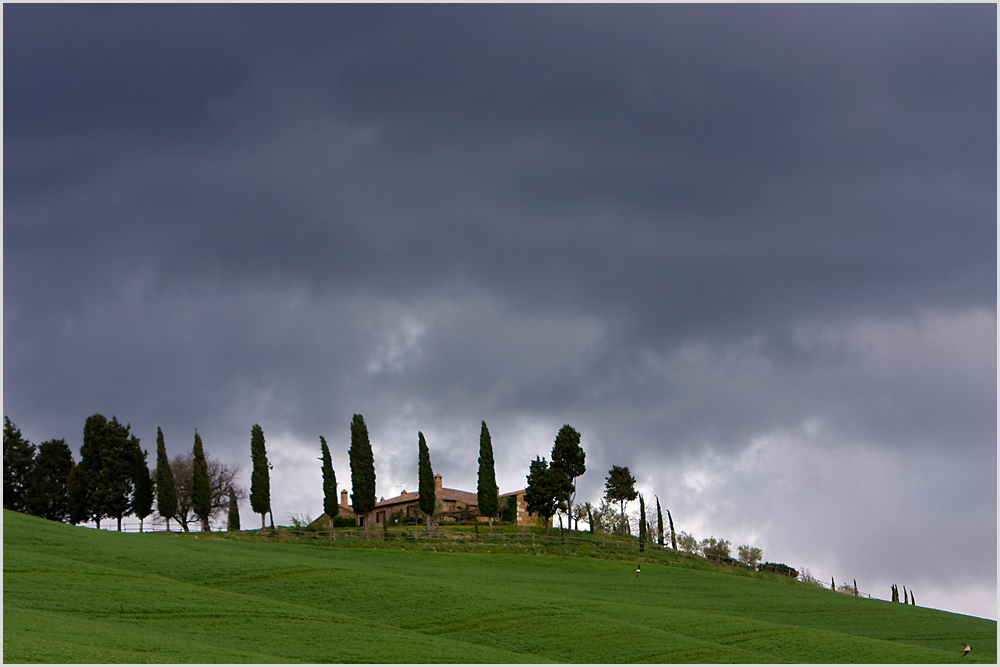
333;474;540;527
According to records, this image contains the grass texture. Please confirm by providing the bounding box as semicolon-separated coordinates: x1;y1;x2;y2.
4;510;995;663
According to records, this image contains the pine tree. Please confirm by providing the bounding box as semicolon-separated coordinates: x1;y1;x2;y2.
79;414;137;531
655;496;664;548
349;415;376;534
24;439;74;522
638;494;646;552
476;421;499;530
154;428;177;531
524;456;571;535
192;429;211;532
604;465;637;536
228;487;241;532
131;441;154;532
319;436;337;520
417;431;435;530
249;424;271;530
550;424;585;535
4;416;36;512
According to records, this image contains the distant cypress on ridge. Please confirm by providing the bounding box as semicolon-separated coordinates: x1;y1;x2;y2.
249;424;271;530
154;428;177;531
418;431;435;530
320;436;337;521
477;421;499;530
192;429;211;532
349;415;376;534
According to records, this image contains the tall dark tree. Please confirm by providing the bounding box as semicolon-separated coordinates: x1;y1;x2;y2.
667;508;677;550
524;456;572;535
4;416;36;512
192;429;212;532
154;428;177;530
349;414;376;534
67;465;89;525
655;496;664;548
319;436;338;520
417;431;435;530
131;441;154;532
477;421;499;530
550;424;585;532
78;414;139;531
604;465;638;536
638;494;647;551
25;439;74;522
249;424;272;529
228;487;241;532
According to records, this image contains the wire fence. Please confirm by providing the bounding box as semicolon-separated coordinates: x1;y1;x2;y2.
87;520;896;604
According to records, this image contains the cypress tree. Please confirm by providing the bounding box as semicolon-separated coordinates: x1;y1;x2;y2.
417;431;435;530
587;505;594;534
228;487;240;532
667;508;677;550
154;428;177;530
319;436;337;520
655;495;664;548
249;424;271;529
349;415;376;534
4;416;36;512
24;439;74;522
131;441;154;532
638;494;646;551
853;579;859;597
476;421;499;530
192;429;211;532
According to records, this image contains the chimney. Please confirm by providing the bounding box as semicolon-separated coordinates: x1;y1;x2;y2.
341;489;348;506
434;474;443;491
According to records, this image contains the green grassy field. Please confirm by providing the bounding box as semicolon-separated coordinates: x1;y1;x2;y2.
4;510;995;663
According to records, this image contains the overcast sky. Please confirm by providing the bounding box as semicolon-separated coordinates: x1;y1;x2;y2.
4;5;996;620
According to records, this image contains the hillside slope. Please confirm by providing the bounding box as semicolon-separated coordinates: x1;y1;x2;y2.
4;510;995;663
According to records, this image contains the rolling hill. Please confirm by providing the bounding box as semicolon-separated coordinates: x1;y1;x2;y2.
4;510;995;663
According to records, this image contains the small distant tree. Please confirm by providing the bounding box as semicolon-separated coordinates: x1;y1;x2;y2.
587;504;594;534
701;537;731;560
170;453;246;531
604;465;637;536
3;417;36;512
677;530;698;554
638;494;646;551
249;424;272;529
501;494;517;523
417;431;436;530
853;579;858;597
524;456;571;535
572;501;592;531
666;508;677;550
192;430;212;532
349;415;376;534
228;487;241;531
154;428;177;530
476;422;499;530
737;545;762;568
655;496;664;548
319;436;337;519
24;439;74;522
131;442;154;532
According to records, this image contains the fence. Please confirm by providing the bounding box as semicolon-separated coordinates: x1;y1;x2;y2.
85;521;890;603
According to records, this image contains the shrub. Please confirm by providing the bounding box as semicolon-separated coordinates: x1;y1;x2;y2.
759;562;799;578
332;515;357;528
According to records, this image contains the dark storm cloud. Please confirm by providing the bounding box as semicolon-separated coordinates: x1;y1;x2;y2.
4;4;995;617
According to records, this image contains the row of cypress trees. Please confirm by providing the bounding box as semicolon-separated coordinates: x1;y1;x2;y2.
317;416;506;532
